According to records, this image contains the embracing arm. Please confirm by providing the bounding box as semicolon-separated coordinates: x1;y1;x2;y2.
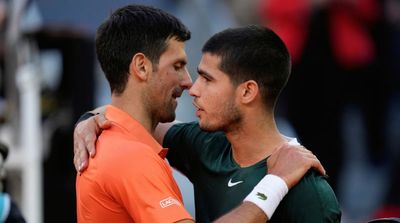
153;122;179;145
73;109;177;172
73;106;110;172
214;144;325;222
180;144;326;223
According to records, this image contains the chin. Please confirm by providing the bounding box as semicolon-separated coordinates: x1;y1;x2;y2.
198;122;220;132
159;113;176;123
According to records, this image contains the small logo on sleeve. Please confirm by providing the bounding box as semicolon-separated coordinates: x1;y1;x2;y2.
159;197;182;208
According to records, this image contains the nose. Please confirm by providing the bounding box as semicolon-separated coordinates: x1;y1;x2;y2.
180;67;193;90
189;77;199;97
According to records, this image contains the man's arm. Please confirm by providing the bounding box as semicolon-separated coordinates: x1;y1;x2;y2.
73;110;175;172
214;144;324;222
73;106;110;172
176;144;325;223
153;122;178;145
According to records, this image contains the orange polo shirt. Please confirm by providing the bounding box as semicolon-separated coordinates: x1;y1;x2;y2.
76;105;193;223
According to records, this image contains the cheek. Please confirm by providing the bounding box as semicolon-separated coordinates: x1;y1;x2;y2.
157;80;173;95
205;94;224;114
164;71;180;87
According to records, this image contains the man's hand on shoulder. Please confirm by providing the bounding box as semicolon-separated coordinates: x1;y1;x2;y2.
267;144;326;189
73;113;111;172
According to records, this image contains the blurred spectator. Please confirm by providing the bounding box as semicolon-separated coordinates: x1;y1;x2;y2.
0;142;26;223
259;0;387;191
373;0;400;219
259;0;400;221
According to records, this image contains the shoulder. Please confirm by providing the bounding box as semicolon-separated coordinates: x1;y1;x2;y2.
288;171;339;204
274;171;341;222
91;138;174;197
96;136;166;177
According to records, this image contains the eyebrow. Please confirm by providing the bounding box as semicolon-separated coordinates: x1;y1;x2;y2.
197;67;214;80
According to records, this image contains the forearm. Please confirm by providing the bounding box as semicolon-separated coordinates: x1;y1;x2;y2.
214;202;268;223
154;120;181;144
215;144;325;223
214;174;288;223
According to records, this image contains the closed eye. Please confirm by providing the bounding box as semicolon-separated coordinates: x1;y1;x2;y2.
197;67;214;82
199;74;211;82
174;61;187;71
174;64;182;71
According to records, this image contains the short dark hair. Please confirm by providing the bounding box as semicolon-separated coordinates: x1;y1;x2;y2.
202;25;291;108
96;4;191;94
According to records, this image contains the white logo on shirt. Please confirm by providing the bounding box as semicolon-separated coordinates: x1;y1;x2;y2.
228;178;244;187
160;197;182;208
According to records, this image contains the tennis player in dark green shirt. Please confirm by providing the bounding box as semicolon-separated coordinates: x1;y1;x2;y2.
163;122;341;222
160;25;341;222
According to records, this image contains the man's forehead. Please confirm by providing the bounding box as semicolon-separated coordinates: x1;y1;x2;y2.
197;53;232;82
162;39;187;61
199;53;221;69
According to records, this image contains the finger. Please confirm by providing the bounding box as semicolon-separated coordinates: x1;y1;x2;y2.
310;158;326;176
73;152;80;172
87;143;96;158
95;114;112;129
73;139;89;172
78;141;90;172
84;133;97;158
79;157;88;173
74;129;84;172
75;123;91;171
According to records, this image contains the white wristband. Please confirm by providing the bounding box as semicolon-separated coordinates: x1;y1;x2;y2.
243;174;288;219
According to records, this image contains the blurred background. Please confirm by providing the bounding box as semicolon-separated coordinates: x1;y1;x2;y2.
0;0;398;222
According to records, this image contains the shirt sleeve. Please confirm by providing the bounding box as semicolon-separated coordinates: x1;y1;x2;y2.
273;171;342;222
103;143;193;223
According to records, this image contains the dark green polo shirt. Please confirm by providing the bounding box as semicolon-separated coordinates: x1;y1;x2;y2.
164;122;341;223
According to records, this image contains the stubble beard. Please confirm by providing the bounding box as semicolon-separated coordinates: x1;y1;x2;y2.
199;100;242;133
142;89;176;125
158;101;176;123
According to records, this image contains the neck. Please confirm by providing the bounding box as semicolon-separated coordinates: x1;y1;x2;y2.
226;112;286;167
111;92;157;134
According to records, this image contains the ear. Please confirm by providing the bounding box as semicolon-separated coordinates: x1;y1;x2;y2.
129;53;152;81
238;80;259;104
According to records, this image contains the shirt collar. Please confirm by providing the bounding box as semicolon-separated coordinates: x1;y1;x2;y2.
105;105;168;159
